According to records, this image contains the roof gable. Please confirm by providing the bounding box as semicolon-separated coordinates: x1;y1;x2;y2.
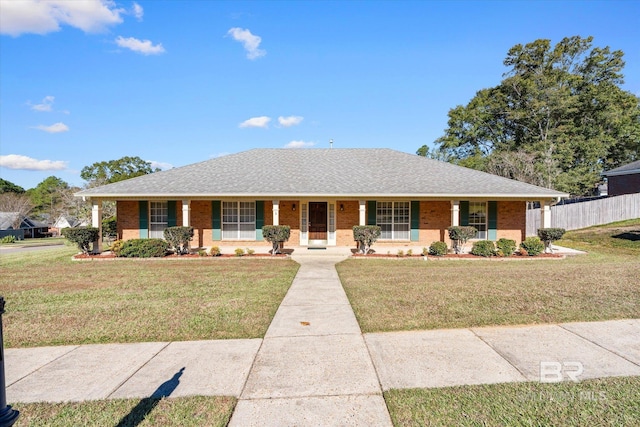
76;148;567;199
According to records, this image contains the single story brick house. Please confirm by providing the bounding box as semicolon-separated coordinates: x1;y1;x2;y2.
602;160;640;196
76;148;567;251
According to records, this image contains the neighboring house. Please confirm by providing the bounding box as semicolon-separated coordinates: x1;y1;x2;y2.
75;148;567;251
0;212;49;239
602;160;640;196
51;216;88;236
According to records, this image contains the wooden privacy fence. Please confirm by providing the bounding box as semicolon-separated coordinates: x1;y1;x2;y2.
526;193;640;236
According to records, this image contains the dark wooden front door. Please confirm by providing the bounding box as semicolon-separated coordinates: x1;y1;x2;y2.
308;202;328;241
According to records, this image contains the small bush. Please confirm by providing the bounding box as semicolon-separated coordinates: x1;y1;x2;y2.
63;227;100;254
496;238;517;257
234;248;245;257
537;228;566;253
246;248;255;256
262;225;291;255
447;226;477;254
471;240;496;257
397;249;404;257
164;226;194;255
209;246;221;256
1;235;17;244
120;239;168;258
102;216;117;240
198;249;207;257
406;249;413;256
353;225;382;255
520;237;544;256
110;239;125;256
428;241;448;256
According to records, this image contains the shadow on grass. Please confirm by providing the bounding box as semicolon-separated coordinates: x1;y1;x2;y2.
612;230;640;241
115;367;184;427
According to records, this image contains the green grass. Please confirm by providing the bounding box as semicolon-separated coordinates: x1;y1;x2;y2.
385;376;640;426
0;237;65;247
337;219;640;333
1;247;299;347
13;395;236;427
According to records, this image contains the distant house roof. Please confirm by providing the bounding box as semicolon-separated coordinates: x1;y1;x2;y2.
602;160;640;177
76;148;567;200
0;212;47;230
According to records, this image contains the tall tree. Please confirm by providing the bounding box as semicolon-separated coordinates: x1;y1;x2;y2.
0;178;25;194
426;36;640;196
0;192;34;228
80;156;160;187
27;176;72;222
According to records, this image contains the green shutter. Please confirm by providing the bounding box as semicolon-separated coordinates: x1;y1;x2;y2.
488;201;497;241
167;201;177;227
212;200;221;241
367;201;377;225
255;200;264;241
139;201;148;238
460;201;469;226
410;201;420;241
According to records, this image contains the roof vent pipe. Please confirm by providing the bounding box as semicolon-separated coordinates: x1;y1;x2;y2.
329;139;333;149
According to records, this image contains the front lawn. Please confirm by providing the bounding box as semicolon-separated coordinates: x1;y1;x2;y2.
337;220;640;333
1;247;299;348
12;395;235;427
385;376;640;426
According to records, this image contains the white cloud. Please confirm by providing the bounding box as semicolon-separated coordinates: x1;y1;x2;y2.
0;154;67;171
227;27;266;60
147;160;173;170
0;0;125;36
30;95;55;112
278;116;304;127
239;116;271;129
34;122;69;133
285;140;315;148
132;2;143;21
115;36;165;55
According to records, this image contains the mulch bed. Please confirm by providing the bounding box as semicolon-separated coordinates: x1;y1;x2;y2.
351;252;564;260
72;252;289;261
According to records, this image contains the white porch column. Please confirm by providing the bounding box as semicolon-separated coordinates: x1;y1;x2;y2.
182;200;191;227
91;199;102;253
272;200;279;226
451;200;460;226
541;200;551;228
359;200;366;226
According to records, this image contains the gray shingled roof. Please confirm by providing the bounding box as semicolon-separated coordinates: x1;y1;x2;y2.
76;148;567;199
603;160;640;176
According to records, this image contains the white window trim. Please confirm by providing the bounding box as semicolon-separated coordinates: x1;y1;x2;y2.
468;201;487;240
222;201;256;241
149;201;168;239
377;201;410;241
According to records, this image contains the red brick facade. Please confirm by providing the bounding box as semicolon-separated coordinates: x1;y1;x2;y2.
115;199;528;248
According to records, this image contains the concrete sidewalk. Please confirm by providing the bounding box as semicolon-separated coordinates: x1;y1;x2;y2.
5;249;639;425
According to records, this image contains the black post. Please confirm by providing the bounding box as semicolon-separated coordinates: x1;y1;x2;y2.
0;297;19;427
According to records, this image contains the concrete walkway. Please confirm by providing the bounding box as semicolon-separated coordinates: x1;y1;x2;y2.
6;249;639;425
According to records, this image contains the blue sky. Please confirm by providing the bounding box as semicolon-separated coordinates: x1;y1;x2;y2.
1;0;639;190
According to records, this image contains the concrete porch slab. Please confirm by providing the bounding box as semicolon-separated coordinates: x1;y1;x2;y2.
365;329;525;390
111;339;262;399
229;395;392;427
241;335;380;399
5;345;79;386
473;324;640;381
7;342;168;403
561;319;640;365
266;304;362;338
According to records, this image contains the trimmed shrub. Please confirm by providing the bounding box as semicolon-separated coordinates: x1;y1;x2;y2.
63;227;99;254
428;241;448;256
164;226;194;255
262;225;291;255
1;235;17;244
120;239;168;258
496;238;517;257
110;239;125;256
234;248;245;257
447;226;477;254
198;249;207;257
246;248;255;256
537;228;566;253
102;216;117;240
209;246;221;256
353;225;382;255
471;240;496;257
519;236;544;256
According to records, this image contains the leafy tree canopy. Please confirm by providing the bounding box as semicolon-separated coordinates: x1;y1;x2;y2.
0;178;25;194
80;156;160;187
420;36;640;196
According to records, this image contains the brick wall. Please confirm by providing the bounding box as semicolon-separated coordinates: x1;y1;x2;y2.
608;173;640;196
336;200;360;246
117;201;139;240
278;200;300;246
497;200;526;243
